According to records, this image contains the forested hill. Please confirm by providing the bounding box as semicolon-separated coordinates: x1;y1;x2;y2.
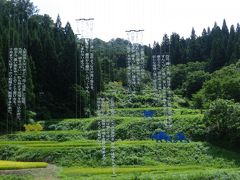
0;0;240;123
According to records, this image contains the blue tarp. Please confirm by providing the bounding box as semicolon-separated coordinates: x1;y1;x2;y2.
144;110;155;118
151;132;171;142
151;132;189;143
174;132;189;143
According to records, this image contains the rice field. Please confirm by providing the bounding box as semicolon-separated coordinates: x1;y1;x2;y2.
0;160;48;170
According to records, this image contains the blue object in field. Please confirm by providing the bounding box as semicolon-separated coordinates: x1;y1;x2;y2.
144;110;155;118
151;132;171;142
174;132;189;143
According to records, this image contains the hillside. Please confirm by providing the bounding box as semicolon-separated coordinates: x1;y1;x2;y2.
0;0;240;179
0;106;240;179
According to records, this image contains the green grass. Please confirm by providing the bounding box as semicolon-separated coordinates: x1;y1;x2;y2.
60;165;240;180
0;140;240;168
0;130;85;141
34;107;201;132
0;160;48;170
0;106;238;179
0;175;32;180
0;113;204;141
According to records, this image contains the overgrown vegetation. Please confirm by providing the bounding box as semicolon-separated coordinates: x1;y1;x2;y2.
60;166;240;180
0;140;240;168
1;0;240;123
0;0;240;179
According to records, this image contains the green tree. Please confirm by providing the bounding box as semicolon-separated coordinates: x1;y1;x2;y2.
170;33;182;64
187;28;201;61
193;61;240;108
209;24;224;71
182;70;210;98
0;52;7;130
161;34;170;54
204;99;240;149
227;25;236;63
199;28;211;60
222;19;229;44
171;61;207;92
26;56;35;110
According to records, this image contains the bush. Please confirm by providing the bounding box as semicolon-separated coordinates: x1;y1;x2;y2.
4;131;84;141
204;99;240;149
23;123;43;132
193;61;240;108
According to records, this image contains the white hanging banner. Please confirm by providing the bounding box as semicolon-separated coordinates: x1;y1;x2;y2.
8;48;27;121
76;18;94;93
97;97;116;175
126;30;145;93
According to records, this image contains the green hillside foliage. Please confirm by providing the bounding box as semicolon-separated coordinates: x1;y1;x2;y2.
204;99;240;150
0;0;240;123
0;1;240;178
193;61;240;108
0;140;239;168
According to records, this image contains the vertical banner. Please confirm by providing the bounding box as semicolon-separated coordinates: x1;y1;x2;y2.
164;54;172;127
109;98;116;176
76;18;94;118
76;18;94;93
152;55;162;92
97;97;116;175
152;51;172;128
126;30;144;93
8;48;27;124
161;54;172;127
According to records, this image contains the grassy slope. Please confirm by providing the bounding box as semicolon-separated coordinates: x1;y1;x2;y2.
0;140;240;168
0;107;239;179
60;166;240;180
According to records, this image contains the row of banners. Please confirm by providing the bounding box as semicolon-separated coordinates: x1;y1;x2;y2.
7;22;172;175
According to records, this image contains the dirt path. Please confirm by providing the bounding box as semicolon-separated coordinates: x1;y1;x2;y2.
0;164;61;180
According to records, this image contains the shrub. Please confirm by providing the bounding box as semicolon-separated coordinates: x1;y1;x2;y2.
24;123;43;132
193;61;240;108
204;99;240;149
4;131;84;141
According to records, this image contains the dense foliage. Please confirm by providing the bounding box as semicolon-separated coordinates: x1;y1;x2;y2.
204;99;240;149
193;61;240;108
0;0;240;151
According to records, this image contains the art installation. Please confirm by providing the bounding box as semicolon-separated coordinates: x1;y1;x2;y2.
76;18;116;175
96;97;116;175
174;132;190;143
152;47;172;128
151;132;189;143
161;54;172;128
76;18;94;92
7;48;27;123
143;110;155;118
126;30;145;93
151;131;171;142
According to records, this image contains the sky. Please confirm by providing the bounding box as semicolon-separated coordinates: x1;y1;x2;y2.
31;0;240;45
